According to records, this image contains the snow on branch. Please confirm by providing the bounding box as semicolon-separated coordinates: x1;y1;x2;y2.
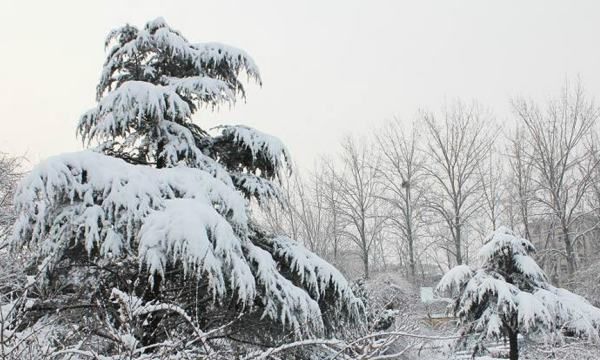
242;331;458;360
264;235;363;320
78;79;235;153
513;254;547;283
192;42;261;84
231;173;283;203
534;286;600;339
164;75;235;108
99;17;260;98
139;199;255;303
79;81;192;141
478;226;536;261
83;18;265;174
436;264;473;296
515;292;552;333
7;18;366;356
438;226;600;351
245;243;324;335
212;125;291;178
10;150;362;336
11;151;247;269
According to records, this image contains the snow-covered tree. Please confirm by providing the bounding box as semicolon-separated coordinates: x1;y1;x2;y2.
0;152;21;244
436;226;600;360
9;18;362;357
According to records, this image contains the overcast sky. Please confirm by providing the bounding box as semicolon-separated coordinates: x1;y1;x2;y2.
1;0;599;170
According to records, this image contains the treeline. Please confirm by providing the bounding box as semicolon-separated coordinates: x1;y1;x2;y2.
259;82;600;285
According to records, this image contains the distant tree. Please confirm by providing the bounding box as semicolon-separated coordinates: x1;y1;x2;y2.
0;153;21;244
0;153;28;359
334;137;387;279
9;18;362;358
259;168;333;257
512;83;600;275
375;119;427;280
437;227;600;360
317;158;346;265
506;126;536;242
422;101;494;266
259;171;304;241
290;169;332;256
478;149;505;233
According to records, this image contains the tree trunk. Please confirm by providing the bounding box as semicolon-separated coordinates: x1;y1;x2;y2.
332;212;338;263
455;217;463;265
360;215;369;279
156;138;167;169
140;275;162;347
408;237;416;280
406;185;416;280
333;234;338;263
562;226;577;275
508;329;519;360
522;205;531;241
378;239;387;272
564;238;576;275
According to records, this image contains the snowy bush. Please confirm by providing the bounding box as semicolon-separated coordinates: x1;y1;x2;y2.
436;226;600;360
7;18;362;358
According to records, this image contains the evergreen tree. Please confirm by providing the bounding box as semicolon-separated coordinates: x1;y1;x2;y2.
437;226;600;360
9;18;362;358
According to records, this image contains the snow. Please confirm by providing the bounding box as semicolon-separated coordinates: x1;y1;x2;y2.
245;243;324;335
139;199;255;303
513;253;547;282
232;173;282;203
100;18;261;98
6;17;365;355
11;150;248;268
436;264;473;295
266;235;363;319
515;292;551;332
84;17;266;178
212;125;291;175
482;310;502;337
81;81;193;137
420;287;434;304
438;226;600;346
478;226;535;261
193;42;261;84
164;75;235;106
78;80;238;172
534;285;600;339
11;150;361;336
464;272;519;312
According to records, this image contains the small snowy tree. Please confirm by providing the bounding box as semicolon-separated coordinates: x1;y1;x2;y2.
9;18;362;357
436;226;600;360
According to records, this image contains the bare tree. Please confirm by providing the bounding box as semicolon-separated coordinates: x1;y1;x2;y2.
0;153;22;245
334;136;387;279
293;168;336;256
506;126;536;241
375;118;427;280
317;158;346;265
478;147;505;232
422;101;494;266
259;171;302;240
512;83;600;275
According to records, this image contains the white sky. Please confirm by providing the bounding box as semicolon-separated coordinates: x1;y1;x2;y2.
1;0;599;170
